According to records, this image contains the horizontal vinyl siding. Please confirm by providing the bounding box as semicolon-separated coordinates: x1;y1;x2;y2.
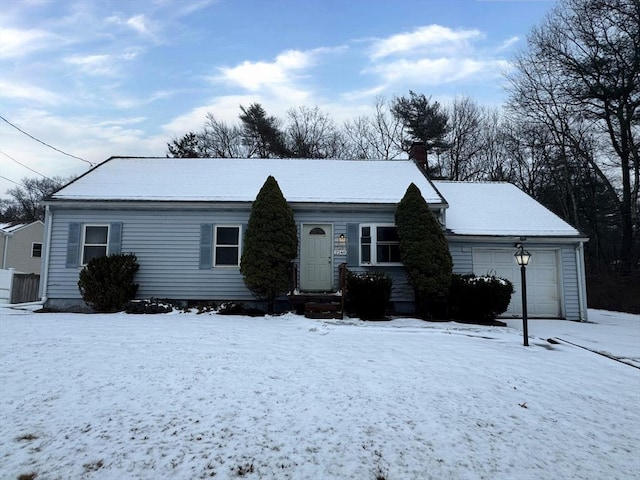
46;209;253;301
46;205;414;304
449;243;474;275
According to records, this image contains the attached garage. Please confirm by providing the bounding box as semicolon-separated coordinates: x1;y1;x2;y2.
433;180;589;321
472;248;561;318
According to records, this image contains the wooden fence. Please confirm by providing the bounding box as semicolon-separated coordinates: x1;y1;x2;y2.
0;270;41;304
11;273;40;303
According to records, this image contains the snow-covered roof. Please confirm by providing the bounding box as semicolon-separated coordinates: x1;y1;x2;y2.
432;181;581;237
0;221;40;234
48;158;580;238
50;157;445;204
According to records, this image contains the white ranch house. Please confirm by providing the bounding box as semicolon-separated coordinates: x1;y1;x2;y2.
40;157;588;320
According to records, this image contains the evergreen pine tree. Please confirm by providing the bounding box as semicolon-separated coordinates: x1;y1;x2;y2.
239;103;291;158
395;183;452;318
391;91;450;176
241;176;298;313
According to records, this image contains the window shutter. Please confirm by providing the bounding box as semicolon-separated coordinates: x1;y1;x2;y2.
346;223;359;267
66;222;81;268
241;223;247;257
199;224;213;269
108;222;123;255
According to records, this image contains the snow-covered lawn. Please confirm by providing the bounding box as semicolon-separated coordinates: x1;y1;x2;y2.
1;308;638;480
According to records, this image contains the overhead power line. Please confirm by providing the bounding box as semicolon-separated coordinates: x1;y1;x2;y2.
0;174;21;186
0;114;94;166
0;150;52;180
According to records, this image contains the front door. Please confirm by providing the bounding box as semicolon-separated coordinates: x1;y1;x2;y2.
300;224;333;292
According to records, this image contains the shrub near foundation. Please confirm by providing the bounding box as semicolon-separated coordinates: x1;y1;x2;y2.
78;253;139;312
448;274;514;323
346;271;392;320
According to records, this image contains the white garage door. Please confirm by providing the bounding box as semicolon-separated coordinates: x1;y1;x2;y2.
472;249;561;318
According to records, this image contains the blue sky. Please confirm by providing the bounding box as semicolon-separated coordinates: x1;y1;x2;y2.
0;0;556;197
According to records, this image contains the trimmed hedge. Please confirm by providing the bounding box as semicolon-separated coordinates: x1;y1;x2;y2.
448;274;514;323
78;253;139;312
346;270;392;320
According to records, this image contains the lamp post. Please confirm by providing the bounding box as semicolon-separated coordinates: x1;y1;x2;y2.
514;245;532;346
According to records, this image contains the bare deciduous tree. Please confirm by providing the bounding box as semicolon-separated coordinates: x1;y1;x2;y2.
343;96;403;160
202;113;245;158
507;0;640;272
443;96;485;180
3;176;69;221
286;106;340;158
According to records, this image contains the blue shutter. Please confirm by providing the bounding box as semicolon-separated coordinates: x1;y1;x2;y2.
199;224;213;269
240;224;248;260
66;222;81;268
346;223;359;267
108;222;123;255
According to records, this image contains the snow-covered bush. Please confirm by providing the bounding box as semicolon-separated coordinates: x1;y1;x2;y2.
217;301;265;316
448;274;514;323
77;253;139;312
346;270;392;320
125;298;174;314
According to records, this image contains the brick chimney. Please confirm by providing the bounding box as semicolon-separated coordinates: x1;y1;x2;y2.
409;142;427;172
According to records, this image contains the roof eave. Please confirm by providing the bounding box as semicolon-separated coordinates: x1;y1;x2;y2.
444;233;589;243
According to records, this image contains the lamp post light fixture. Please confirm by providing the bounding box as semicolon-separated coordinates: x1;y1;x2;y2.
514;245;532;346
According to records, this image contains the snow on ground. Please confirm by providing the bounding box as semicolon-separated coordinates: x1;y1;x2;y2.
0;308;638;480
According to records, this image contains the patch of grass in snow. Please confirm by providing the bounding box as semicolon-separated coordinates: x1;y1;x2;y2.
17;473;37;480
15;433;38;441
232;462;254;476
82;459;104;472
374;465;389;480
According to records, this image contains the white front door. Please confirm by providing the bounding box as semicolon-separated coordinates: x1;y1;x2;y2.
300;224;333;292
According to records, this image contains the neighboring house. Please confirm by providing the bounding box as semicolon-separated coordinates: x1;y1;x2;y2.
0;221;44;274
40;157;588;320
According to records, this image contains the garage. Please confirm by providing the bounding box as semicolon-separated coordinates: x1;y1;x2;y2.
472;249;561;318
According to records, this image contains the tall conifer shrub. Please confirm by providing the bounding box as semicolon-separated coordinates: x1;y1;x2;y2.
240;176;298;313
395;183;452;318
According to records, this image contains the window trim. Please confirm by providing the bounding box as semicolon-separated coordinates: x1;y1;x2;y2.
359;223;402;266
81;224;110;266
213;224;242;267
31;242;43;258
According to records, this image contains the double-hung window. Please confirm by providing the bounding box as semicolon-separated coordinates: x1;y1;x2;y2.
82;225;109;265
32;242;43;258
360;224;401;265
214;225;241;266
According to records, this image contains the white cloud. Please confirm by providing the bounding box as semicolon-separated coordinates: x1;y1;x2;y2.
0;27;57;59
0;80;62;105
105;13;159;41
340;85;387;103
0;109;165;183
161;95;258;136
497;36;520;51
126;14;153;36
64;49;140;76
65;54;117;76
173;0;217;17
217;49;313;91
93;117;146;127
369;57;511;85
212;48;335;111
370;25;484;60
363;24;515;92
